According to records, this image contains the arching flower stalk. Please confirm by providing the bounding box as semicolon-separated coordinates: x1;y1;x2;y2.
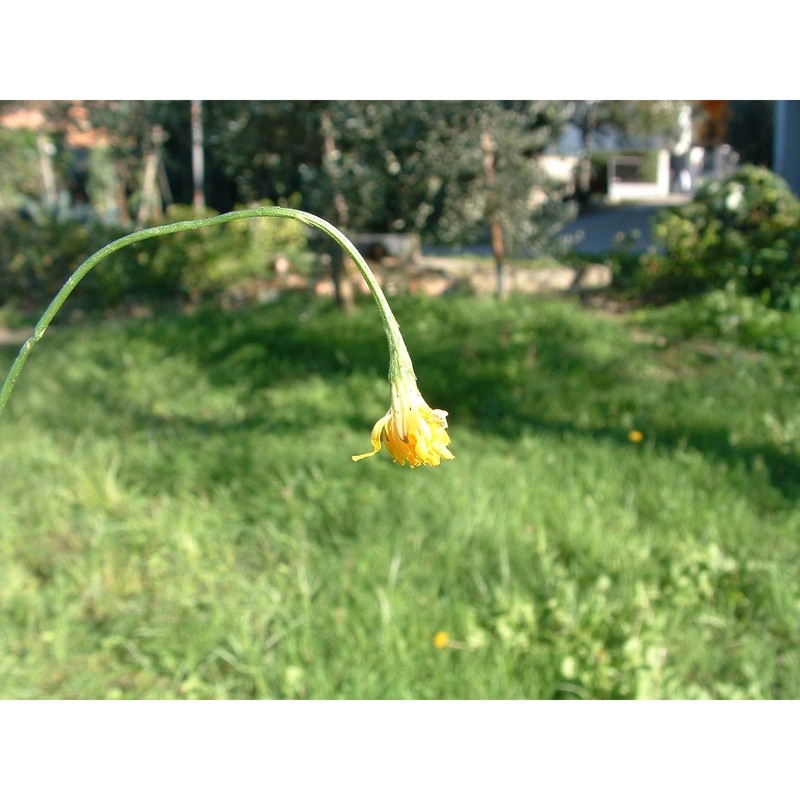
0;206;453;468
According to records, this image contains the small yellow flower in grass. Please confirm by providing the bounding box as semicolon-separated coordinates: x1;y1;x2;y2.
628;429;644;443
353;372;455;468
432;630;474;651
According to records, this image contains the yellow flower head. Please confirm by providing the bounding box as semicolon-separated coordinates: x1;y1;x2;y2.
352;373;455;468
432;631;450;650
628;429;644;443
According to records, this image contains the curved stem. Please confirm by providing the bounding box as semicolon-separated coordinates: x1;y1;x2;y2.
0;207;414;417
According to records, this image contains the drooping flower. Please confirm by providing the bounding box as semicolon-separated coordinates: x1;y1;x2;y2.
327;220;454;469
352;372;455;468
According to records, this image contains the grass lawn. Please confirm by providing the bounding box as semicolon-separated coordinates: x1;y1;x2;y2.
1;292;798;698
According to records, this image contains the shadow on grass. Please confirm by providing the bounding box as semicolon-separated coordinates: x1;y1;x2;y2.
645;423;800;505
5;292;799;503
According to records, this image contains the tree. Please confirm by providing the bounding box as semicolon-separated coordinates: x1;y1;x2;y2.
294;100;441;235
37;100;185;224
195;100;320;211
569;100;685;150
420;101;574;295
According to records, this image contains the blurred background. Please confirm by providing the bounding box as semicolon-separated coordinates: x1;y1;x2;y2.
1;100;798;699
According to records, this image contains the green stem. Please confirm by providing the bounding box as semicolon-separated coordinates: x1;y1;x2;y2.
0;207;414;417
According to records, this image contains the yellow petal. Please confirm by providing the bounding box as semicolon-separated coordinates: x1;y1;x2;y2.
352;411;391;461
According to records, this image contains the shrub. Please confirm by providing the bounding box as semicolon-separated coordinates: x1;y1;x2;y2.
0;201;313;315
643;287;800;359
642;165;800;307
0;211;141;312
143;201;312;297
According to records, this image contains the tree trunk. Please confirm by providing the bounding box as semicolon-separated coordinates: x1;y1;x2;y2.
490;216;506;298
113;162;132;225
36;134;58;208
321;110;356;313
482;130;507;298
191;100;206;212
137;125;166;227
